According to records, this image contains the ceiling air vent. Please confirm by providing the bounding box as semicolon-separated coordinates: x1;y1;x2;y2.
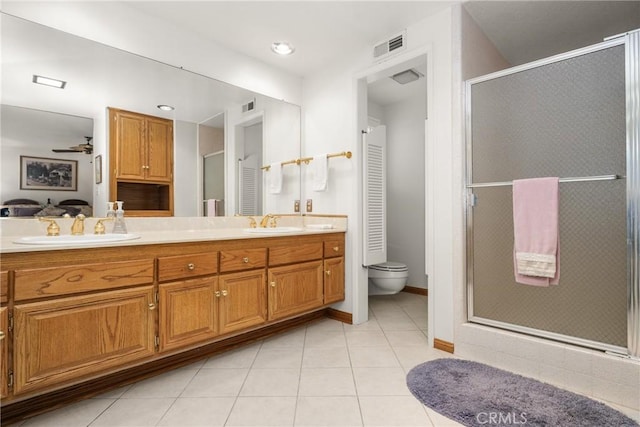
373;30;407;62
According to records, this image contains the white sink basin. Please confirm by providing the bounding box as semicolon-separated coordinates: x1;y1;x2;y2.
242;227;303;234
14;233;141;245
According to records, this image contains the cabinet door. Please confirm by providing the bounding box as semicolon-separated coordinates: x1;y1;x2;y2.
0;306;8;399
14;286;155;395
268;261;324;321
218;270;267;335
146;117;173;182
159;277;217;352
113;110;146;180
324;257;345;304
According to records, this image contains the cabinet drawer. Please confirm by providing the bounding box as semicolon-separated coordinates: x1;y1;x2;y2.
324;239;345;258
158;252;218;282
15;259;154;301
220;248;266;273
269;242;323;266
1;271;7;303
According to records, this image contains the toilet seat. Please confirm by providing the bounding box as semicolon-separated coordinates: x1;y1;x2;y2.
369;261;408;272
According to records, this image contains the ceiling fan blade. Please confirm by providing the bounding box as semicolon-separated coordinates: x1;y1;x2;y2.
52;149;81;153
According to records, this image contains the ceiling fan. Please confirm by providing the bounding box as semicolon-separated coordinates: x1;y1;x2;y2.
52;136;93;154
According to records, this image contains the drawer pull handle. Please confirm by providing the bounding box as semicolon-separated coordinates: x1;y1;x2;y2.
215;290;221;298
270;281;276;287
187;263;195;271
325;270;331;276
222;290;228;297
0;331;4;340
243;257;249;263
333;246;339;252
148;303;156;310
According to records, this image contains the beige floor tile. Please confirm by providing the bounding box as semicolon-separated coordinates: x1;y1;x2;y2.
352;367;412;396
120;368;198;398
253;347;303;368
384;330;429;347
226;396;297;426
21;398;115;427
345;330;390;347
180;368;249;397
305;330;348;348
157;397;235;426
342;319;382;332
261;327;307;348
359;396;434;426
299;368;356;396
294;396;362;426
240;368;300;396
302;346;351;368
348;346;401;368
202;343;261;369
89;398;174;427
306;318;346;332
424;407;465;426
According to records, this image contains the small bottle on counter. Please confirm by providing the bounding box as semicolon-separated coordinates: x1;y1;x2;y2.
112;201;128;234
106;202;115;219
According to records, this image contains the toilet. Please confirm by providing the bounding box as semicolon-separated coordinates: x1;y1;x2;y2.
368;261;409;295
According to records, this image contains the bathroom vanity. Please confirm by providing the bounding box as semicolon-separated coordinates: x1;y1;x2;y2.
0;216;346;423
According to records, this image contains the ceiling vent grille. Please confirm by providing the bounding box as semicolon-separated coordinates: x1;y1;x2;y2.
373;30;407;62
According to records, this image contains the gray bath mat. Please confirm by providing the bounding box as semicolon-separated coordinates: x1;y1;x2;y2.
407;358;638;426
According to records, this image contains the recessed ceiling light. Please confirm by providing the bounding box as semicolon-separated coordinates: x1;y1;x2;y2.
271;42;295;56
157;104;175;111
32;75;66;89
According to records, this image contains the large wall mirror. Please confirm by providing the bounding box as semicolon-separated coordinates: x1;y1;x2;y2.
0;13;301;218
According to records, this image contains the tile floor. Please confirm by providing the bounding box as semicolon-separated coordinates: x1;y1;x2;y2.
16;292;463;427
12;292;638;426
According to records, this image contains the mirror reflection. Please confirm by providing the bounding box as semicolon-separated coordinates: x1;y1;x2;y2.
0;13;301;218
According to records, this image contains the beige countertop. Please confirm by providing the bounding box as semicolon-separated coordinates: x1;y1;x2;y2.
0;215;347;254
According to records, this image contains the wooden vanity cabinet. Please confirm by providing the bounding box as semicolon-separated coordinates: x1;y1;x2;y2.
13;286;156;395
109;107;174;216
1;232;345;423
323;238;345;304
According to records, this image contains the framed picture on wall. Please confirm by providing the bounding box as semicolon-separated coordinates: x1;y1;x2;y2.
20;156;78;191
95;154;102;184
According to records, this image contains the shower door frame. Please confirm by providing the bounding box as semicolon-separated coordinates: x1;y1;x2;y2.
464;32;640;358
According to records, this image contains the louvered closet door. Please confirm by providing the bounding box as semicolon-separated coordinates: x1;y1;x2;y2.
239;155;258;216
363;125;387;266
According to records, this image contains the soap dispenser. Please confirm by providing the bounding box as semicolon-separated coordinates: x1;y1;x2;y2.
112;201;128;234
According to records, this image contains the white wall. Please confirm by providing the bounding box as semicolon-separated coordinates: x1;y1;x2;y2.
302;6;458;341
381;90;428;289
174;121;199;217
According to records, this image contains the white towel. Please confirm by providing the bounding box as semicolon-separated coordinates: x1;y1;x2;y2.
268;163;282;194
312;154;328;192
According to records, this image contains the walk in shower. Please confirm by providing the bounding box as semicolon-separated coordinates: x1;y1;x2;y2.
465;31;639;358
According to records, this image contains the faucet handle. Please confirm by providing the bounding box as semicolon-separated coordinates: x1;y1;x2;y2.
269;216;280;228
247;217;257;228
94;217;114;235
38;217;61;236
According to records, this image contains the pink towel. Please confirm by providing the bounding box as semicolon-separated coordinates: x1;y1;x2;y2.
512;177;560;286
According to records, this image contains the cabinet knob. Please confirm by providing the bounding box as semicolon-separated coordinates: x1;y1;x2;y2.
243;257;249;263
215;290;221;298
148;303;156;310
0;331;4;340
187;263;195;271
222;290;228;297
333;246;339;252
270;281;276;287
325;270;331;276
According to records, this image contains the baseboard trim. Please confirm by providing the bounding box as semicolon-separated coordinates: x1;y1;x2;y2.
402;286;428;296
326;308;353;324
434;338;455;353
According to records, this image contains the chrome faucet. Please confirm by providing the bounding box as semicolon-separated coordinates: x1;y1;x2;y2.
70;214;86;235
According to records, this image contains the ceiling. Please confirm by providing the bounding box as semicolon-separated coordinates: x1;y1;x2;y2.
123;1;640;78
